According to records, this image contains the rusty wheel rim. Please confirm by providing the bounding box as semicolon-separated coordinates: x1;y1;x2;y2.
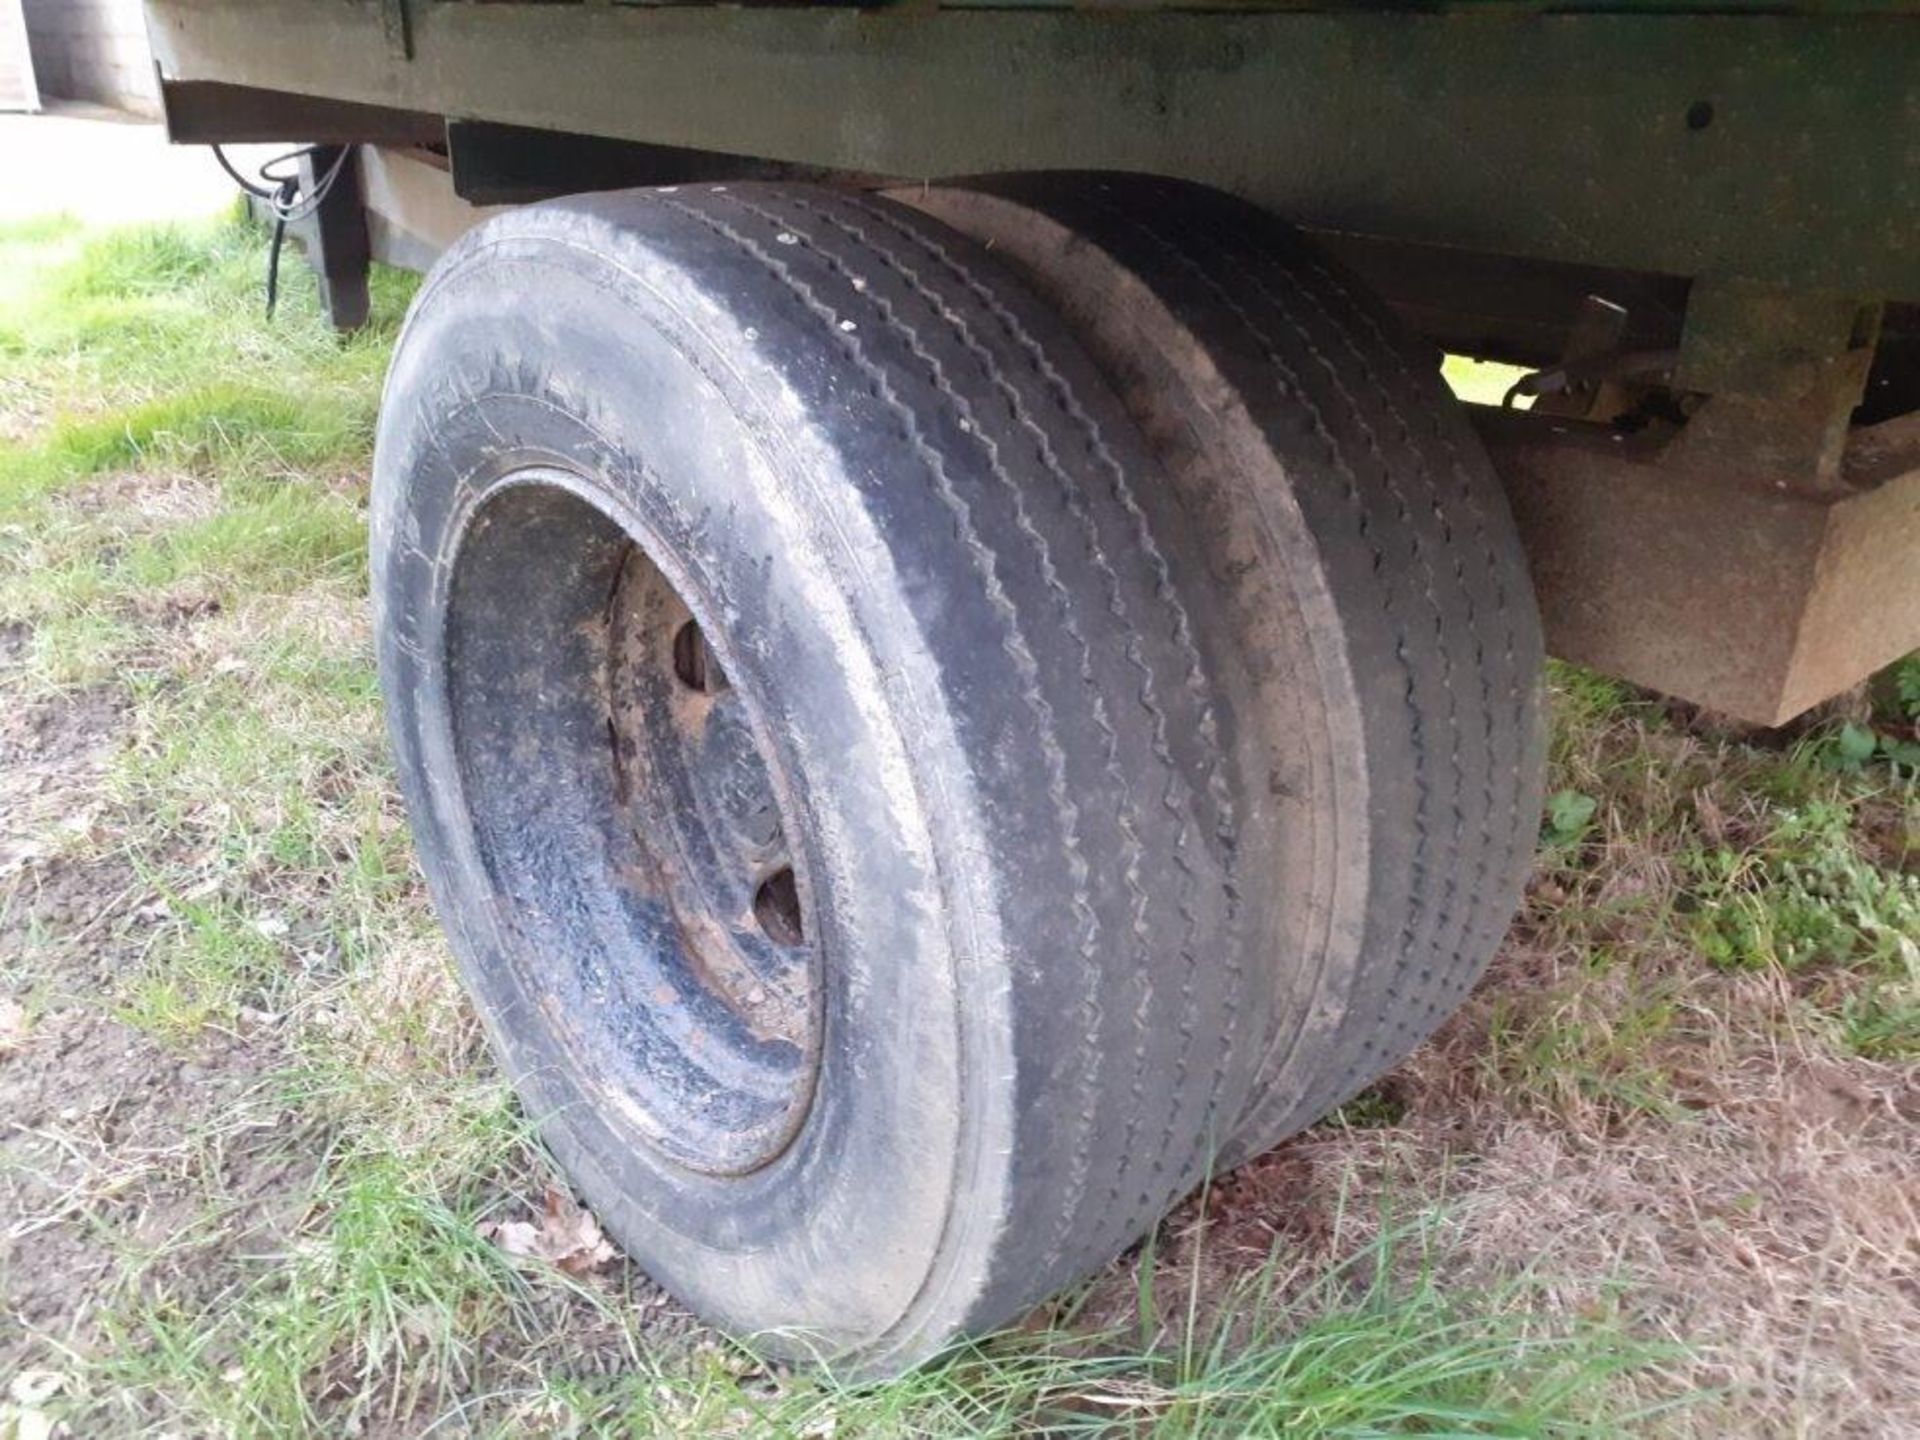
445;471;821;1176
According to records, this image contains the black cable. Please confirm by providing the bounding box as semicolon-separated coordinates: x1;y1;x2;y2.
265;199;293;320
211;143;356;319
212;142;278;201
213;142;351;220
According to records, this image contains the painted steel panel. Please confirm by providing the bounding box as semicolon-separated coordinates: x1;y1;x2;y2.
142;3;1920;297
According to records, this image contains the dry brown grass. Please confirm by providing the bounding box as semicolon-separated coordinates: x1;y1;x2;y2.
1286;679;1918;1437
1062;670;1920;1438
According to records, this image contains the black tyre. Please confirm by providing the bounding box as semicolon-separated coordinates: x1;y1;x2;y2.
901;176;1548;1159
370;184;1264;1370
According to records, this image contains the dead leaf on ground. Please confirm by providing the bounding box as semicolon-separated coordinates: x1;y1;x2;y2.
480;1185;618;1276
5;1368;67;1440
8;1370;65;1407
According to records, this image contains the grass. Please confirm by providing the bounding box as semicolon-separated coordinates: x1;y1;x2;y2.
1;215;1914;1438
85;1205;1650;1439
1441;355;1531;410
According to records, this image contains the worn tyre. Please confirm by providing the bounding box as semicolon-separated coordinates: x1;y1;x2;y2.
903;175;1548;1158
371;184;1262;1370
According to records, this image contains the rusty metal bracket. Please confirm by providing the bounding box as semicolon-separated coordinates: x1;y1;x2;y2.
1667;279;1882;494
1478;407;1920;725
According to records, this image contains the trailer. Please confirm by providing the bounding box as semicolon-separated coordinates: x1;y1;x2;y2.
139;0;1919;1372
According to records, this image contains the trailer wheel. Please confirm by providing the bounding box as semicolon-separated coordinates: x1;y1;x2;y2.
902;176;1548;1158
370;184;1263;1370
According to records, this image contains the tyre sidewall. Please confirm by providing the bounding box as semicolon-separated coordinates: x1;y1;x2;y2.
372;218;1008;1356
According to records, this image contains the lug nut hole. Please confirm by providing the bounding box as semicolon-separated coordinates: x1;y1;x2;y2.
754;867;804;946
672;619;726;693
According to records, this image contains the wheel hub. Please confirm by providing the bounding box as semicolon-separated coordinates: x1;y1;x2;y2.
609;550;813;1061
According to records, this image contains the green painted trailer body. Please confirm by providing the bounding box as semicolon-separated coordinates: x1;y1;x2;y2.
143;2;1918;300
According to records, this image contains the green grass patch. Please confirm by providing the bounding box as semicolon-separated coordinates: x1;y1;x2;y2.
1682;801;1918;976
0;215;407;693
1526;664;1920;1069
1325;1084;1409;1131
114;889;293;1043
51;219;249;304
0;213;408;515
0;213;86;246
87;1208;1658;1438
547;1219;1655;1438
35;383;363;481
1885;654;1920;724
1482;978;1685;1124
121;484;366;593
